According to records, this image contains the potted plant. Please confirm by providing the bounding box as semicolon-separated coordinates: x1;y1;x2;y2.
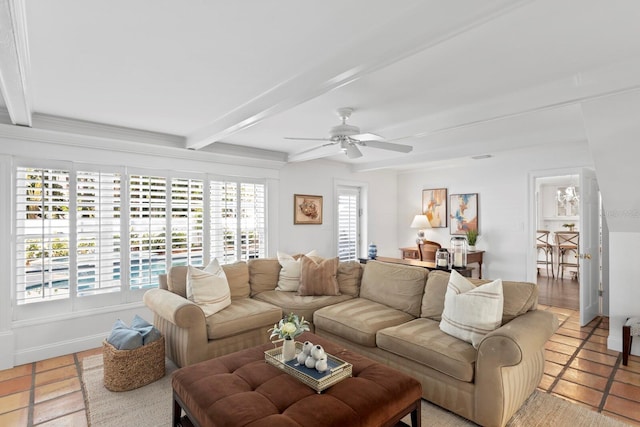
562;223;575;231
465;229;478;251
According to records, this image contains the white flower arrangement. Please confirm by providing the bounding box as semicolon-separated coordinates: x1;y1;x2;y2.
268;312;310;341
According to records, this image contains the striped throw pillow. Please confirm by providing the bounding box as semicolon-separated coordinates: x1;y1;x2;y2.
439;270;503;348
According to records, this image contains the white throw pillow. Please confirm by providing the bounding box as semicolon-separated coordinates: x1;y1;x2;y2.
186;259;231;316
276;249;319;291
439;270;504;348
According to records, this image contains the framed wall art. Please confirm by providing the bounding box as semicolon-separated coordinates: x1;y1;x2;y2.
294;194;323;224
422;188;447;228
450;193;478;235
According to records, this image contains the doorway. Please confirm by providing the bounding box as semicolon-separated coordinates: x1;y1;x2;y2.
529;168;603;326
535;175;581;310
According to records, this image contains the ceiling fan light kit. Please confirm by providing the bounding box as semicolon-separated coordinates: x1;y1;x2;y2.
286;107;413;162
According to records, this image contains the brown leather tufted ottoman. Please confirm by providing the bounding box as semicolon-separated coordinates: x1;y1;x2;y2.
172;332;422;427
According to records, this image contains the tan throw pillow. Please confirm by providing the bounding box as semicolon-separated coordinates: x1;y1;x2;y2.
276;249;319;292
297;256;340;296
439;270;503;348
186;259;231;316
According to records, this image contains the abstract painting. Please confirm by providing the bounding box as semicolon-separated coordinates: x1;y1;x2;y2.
450;193;478;235
422;188;447;228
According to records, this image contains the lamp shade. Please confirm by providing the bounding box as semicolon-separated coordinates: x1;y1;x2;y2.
410;214;431;229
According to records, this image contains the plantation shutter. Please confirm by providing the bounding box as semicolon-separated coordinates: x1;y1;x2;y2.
129;174;167;289
337;186;360;261
76;170;122;295
16;167;71;304
171;178;204;267
210;180;266;263
240;182;266;260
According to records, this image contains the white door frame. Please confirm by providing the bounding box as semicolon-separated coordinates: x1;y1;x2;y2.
527;166;603;325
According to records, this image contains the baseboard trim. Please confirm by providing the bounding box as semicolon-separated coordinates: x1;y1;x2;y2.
13;332;106;367
0;331;15;370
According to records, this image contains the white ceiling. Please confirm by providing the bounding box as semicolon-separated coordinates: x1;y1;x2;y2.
1;0;639;170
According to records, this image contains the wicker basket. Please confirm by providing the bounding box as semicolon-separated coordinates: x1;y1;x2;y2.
102;336;165;392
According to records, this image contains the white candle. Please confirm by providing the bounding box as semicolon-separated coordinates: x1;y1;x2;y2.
454;253;462;267
438;258;448;267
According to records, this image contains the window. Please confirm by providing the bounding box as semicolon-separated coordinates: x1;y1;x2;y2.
76;170;122;296
210;180;266;263
337;186;360;261
15;163;267;307
16;167;71;304
170;178;204;267
129;174;167;290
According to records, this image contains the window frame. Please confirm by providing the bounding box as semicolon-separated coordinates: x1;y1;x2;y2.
13;160;267;320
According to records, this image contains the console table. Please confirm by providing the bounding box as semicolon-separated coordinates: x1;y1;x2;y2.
360;257;473;277
399;247;485;278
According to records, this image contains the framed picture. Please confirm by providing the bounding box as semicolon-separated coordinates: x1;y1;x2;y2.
422;188;447;228
294;194;323;224
450;193;478;235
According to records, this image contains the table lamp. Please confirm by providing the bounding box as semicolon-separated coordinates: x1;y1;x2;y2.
410;214;431;244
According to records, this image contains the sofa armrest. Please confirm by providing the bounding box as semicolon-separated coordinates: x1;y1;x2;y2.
143;288;204;328
474;310;558;427
143;288;208;367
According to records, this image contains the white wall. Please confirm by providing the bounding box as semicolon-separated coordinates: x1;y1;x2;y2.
277;160;398;258
582;91;640;356
397;141;594;282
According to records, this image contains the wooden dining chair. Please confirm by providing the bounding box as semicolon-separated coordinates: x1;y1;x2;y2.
536;230;554;278
555;231;579;279
418;240;442;262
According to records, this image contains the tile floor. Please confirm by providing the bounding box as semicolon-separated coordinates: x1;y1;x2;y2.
1;307;639;426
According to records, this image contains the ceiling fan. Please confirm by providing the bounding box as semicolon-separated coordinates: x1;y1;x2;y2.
286;108;413;162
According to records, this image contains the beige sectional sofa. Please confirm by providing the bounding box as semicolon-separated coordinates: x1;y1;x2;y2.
143;258;557;427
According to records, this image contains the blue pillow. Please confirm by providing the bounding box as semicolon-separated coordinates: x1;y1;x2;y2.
131;315;162;345
107;319;143;350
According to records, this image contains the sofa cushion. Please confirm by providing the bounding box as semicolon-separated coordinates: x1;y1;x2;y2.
166;265;189;298
421;271;538;325
337;261;362;297
313;298;414;347
360;261;427;317
248;258;281;296
376;318;477;383
298;256;340;296
276;250;318;291
221;261;251;300
186;261;232;317
420;270;450;321
439;270;503;348
205;298;282;340
253;290;353;322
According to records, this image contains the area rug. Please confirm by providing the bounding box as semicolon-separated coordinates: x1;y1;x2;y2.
82;354;629;426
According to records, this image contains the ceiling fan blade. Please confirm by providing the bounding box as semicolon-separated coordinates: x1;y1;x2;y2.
350;132;384;142
284;137;332;141
358;139;413;153
288;143;341;162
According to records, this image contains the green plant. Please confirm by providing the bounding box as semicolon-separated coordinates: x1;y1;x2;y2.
466;229;478;246
268;312;310;341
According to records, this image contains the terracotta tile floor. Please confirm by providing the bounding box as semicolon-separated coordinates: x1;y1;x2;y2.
1;307;639;426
